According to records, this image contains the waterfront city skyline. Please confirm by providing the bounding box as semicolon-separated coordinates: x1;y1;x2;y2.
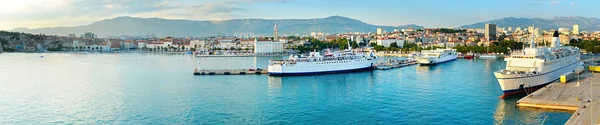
2;0;600;30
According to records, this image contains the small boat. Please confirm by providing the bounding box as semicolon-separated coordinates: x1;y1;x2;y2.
464;54;474;59
416;49;458;65
464;51;474;59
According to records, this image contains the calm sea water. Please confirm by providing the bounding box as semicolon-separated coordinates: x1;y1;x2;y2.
0;53;572;124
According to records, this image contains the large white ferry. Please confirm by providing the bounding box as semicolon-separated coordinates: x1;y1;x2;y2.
416;49;458;65
494;31;580;98
268;49;378;76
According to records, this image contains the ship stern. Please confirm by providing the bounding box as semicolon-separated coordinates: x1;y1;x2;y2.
417;57;435;64
268;64;283;75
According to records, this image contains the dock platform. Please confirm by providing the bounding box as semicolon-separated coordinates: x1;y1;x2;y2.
516;72;599;124
374;59;418;70
193;69;268;75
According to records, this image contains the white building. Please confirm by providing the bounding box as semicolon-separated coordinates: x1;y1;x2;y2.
138;41;147;49
376;38;404;47
558;28;571;35
254;38;283;54
190;40;206;49
573;24;579;35
123;41;134;49
377;28;383;35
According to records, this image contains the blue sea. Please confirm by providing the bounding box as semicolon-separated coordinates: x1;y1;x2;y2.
0;53;572;124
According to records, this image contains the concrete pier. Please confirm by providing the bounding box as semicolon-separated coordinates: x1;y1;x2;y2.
374;59;418;70
565;102;600;125
516;72;599;124
193;69;268;75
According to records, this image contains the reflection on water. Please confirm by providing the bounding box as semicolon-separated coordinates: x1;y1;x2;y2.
267;76;282;89
493;96;572;125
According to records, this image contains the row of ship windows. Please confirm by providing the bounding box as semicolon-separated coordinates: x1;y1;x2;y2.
315;60;366;64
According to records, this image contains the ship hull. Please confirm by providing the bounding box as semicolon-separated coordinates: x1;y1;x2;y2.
268;66;373;76
268;60;375;76
494;62;578;98
417;56;457;65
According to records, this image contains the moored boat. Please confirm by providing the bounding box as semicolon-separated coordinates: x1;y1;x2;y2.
464;52;474;59
267;42;378;76
494;30;580;98
416;49;458;65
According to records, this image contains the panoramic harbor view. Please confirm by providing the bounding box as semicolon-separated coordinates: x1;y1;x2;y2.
1;0;600;124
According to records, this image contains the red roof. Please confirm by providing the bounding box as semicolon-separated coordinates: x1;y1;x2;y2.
110;41;121;48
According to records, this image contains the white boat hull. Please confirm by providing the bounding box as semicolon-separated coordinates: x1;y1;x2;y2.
417;55;457;65
268;59;375;75
494;61;578;95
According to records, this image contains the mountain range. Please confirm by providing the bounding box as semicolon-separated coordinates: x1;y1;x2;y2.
11;16;600;37
461;17;600;31
11;16;422;37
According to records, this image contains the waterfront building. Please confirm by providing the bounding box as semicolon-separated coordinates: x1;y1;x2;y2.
254;38;283;54
376;37;404;47
138;40;147;49
110;40;122;50
146;42;163;50
406;37;416;44
68;34;76;38
572;24;579;35
190;40;206;49
240;39;255;49
485;23;497;41
377;28;383;35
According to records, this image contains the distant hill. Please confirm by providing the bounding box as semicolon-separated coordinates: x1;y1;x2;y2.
12;16;423;37
461;17;600;31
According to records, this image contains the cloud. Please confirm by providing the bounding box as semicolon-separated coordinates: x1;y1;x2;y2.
0;0;290;30
570;2;576;6
549;0;560;4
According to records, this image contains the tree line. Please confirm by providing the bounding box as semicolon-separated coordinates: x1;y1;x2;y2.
294;38;359;52
567;39;600;54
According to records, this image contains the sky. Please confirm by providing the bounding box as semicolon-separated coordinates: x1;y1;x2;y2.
0;0;598;30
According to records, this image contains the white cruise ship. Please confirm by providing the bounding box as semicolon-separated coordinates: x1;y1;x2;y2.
268;49;378;76
416;49;458;65
494;31;580;98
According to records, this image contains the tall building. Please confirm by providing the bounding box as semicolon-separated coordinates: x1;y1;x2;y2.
485;23;497;41
273;24;279;42
68;34;76;38
83;32;95;39
573;24;579;35
377;28;383;35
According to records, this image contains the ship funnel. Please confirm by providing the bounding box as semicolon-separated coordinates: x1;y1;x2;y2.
551;31;560;47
